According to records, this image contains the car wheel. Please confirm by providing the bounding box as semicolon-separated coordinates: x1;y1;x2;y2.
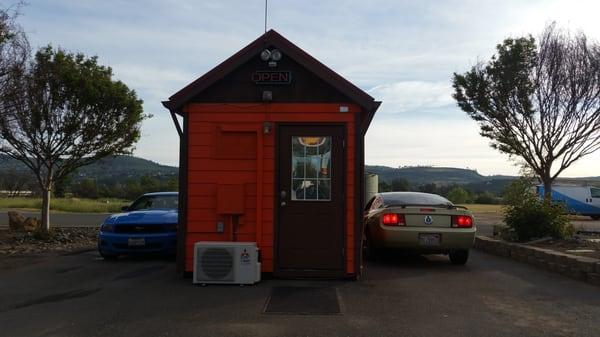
449;250;469;265
99;251;118;261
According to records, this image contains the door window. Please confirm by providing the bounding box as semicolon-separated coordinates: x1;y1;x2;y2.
591;187;600;198
291;136;331;201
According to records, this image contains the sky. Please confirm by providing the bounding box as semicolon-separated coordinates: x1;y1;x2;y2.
12;0;600;177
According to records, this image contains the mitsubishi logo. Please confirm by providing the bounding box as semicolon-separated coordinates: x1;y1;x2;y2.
424;215;433;225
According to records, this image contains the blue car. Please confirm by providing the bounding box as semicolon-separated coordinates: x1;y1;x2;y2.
98;192;178;259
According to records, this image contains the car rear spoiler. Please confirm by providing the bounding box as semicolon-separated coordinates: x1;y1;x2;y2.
384;203;469;210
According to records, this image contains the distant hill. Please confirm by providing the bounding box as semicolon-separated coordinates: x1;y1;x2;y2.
0;154;178;184
1;154;597;191
366;165;600;194
366;165;489;185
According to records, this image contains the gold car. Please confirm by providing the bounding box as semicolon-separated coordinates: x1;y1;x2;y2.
364;192;476;264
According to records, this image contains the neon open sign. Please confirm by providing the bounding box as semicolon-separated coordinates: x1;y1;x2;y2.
251;71;292;84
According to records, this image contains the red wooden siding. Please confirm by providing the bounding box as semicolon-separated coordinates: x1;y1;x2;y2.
184;103;358;275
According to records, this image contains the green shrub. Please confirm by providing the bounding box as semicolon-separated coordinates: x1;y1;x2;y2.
474;192;498;204
447;186;472;204
502;177;572;241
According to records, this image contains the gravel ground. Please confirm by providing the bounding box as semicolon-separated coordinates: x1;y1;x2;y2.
0;228;98;258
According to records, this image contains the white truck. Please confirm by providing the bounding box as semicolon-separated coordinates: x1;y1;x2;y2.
537;185;600;220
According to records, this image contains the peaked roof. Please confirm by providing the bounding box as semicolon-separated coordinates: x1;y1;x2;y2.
162;29;380;131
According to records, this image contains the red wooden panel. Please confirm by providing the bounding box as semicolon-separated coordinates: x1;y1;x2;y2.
260;248;274;260
186;233;225;242
191;114;267;123
188;209;217;221
187;103;361;114
188;159;257;171
188;133;213;146
189;145;211;158
188;196;216;209
346;252;355;274
237;233;256;242
187;171;256;184
262;259;273;272
188;184;217;196
260;234;274;246
263;136;274;146
214;130;257;159
272;113;353;122
262;210;273;222
186;221;216;232
217;184;245;214
188;122;212;133
261;221;274;235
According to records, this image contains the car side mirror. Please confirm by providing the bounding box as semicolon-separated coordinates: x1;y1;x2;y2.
121;206;129;212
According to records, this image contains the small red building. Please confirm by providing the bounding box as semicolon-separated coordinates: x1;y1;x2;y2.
163;30;380;278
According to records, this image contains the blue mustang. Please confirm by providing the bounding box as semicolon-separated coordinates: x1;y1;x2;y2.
98;192;178;259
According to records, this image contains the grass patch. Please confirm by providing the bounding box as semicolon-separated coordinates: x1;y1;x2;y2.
0;197;129;213
458;204;504;213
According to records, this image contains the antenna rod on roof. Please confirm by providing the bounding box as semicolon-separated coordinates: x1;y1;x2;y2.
264;0;268;33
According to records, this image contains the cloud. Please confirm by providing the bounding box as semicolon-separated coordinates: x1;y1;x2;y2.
367;81;455;115
15;0;600;176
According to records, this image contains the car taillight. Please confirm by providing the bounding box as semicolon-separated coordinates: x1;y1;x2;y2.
452;215;473;228
382;213;405;226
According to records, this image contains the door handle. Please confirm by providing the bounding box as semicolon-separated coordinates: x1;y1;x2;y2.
281;201;287;207
280;190;287;207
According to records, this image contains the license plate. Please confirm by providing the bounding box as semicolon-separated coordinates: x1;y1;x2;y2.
128;238;145;246
419;233;441;246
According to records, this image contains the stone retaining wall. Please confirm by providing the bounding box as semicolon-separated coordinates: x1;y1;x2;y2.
474;236;600;287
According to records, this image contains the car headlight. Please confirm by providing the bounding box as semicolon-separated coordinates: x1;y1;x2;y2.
100;223;115;232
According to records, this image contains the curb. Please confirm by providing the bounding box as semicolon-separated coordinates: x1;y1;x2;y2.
474;236;600;287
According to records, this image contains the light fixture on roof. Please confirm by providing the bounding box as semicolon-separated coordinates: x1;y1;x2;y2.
271;49;282;61
260;49;271;61
260;48;282;67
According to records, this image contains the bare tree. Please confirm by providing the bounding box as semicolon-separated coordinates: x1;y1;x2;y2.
453;23;600;200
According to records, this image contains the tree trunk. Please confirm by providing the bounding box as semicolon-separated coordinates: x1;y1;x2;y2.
542;178;553;204
41;188;51;231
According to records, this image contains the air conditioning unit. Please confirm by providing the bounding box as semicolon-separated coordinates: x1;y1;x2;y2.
193;241;261;285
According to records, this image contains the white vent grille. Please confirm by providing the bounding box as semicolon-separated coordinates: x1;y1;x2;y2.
200;248;234;281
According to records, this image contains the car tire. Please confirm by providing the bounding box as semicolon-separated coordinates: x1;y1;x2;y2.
99;251;118;261
449;250;469;265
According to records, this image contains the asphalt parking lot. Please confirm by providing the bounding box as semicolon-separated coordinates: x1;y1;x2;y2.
1;250;599;337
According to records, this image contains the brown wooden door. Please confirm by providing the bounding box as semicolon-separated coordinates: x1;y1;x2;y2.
276;125;345;275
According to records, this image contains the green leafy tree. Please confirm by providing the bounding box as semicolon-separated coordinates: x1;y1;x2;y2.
446;186;471;204
53;174;72;198
452;23;600;202
0;3;28;92
474;192;497;204
0;46;146;231
378;181;391;192
418;183;438;194
391;178;410;191
72;178;99;199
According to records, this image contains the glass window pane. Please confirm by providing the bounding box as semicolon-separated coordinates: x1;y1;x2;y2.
292;179;304;200
591;188;600;198
293;179;318;200
291;136;332;201
318;180;331;200
292;157;305;179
